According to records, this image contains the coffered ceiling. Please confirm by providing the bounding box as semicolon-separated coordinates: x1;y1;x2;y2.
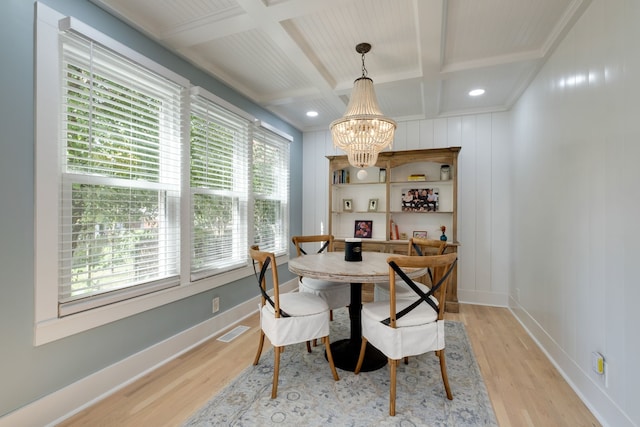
91;0;591;131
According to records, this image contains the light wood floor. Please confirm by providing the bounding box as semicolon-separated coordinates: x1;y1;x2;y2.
59;286;600;426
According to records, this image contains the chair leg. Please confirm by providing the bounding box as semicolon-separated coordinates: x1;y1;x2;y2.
389;358;398;416
437;349;453;400
306;341;312;352
403;356;409;365
253;330;265;365
354;337;368;374
329;309;334;321
271;346;281;398
323;336;340;381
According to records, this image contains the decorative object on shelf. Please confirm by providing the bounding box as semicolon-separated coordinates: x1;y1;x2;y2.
356;169;368;180
389;219;400;240
440;225;448;241
330;43;396;169
343;199;353;212
408;173;426;181
354;220;373;238
401;188;439;212
368;198;378;212
379;168;387;183
413;230;428;238
440;165;451;181
344;237;363;262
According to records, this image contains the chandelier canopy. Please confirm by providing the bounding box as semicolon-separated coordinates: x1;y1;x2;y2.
330;43;396;169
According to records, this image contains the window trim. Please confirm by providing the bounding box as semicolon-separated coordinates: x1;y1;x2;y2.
34;3;291;345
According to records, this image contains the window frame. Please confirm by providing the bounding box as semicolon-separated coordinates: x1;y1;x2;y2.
189;87;255;281
34;4;291;345
252;123;291;255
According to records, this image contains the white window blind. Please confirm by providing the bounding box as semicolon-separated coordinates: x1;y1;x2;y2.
58;31;183;315
190;92;251;279
252;125;290;254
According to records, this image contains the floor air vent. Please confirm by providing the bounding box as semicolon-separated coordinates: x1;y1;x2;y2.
217;325;250;343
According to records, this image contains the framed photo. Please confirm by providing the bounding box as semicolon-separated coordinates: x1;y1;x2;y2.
354;220;373;238
413;230;428;239
343;199;353;212
368;198;379;212
401;188;440;212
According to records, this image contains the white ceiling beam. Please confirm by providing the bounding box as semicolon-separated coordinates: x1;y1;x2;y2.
415;0;445;117
441;50;543;74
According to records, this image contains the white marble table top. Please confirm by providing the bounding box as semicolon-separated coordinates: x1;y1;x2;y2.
288;251;424;283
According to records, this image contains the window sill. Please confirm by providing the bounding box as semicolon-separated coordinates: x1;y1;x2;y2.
34;255;289;346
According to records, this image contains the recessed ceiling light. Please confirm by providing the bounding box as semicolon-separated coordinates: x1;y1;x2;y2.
469;89;485;97
306;111;318;117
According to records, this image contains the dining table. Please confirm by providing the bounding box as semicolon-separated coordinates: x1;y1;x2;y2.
287;250;425;372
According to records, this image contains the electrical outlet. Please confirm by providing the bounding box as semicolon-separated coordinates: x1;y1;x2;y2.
212;297;220;313
592;352;604;375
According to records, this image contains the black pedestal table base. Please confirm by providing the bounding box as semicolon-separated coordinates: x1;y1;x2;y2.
328;338;386;372
324;282;387;372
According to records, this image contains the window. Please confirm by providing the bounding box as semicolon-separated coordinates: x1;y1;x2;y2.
35;6;291;344
56;30;184;316
190;89;251;280
252;125;290;254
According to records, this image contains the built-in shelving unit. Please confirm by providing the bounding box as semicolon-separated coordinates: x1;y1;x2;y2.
327;147;462;311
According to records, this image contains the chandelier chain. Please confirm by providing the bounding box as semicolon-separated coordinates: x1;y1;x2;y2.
361;51;368;78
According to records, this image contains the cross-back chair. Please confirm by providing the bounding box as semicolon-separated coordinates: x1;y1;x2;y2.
373;237;447;301
355;252;458;416
250;245;339;398
291;235;350;321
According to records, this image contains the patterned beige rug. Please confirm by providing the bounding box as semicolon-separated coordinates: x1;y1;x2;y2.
184;307;497;426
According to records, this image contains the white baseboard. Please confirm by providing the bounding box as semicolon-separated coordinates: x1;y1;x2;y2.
0;279;298;427
457;289;508;307
508;296;635;427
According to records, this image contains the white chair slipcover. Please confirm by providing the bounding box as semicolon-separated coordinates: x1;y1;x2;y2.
355;252;458;416
250;245;339;398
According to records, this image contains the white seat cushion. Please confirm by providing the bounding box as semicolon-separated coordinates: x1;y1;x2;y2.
298;277;350;311
361;298;444;360
361;297;439;328
264;292;329;317
261;292;330;347
374;280;431;301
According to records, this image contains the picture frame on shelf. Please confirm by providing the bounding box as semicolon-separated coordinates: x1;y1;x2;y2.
413;230;428;239
343;199;353;212
368;198;378;212
401;188;439;212
354;220;373;238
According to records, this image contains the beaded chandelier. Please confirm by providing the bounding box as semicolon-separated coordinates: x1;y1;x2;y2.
330;43;396;168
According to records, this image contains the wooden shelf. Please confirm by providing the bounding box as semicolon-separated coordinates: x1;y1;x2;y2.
328;147;461;312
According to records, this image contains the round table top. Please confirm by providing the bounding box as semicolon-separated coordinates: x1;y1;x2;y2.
288;251;423;283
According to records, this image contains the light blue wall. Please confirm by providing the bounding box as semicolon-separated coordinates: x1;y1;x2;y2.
0;0;302;416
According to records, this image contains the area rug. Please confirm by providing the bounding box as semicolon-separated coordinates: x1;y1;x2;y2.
184;307;497;426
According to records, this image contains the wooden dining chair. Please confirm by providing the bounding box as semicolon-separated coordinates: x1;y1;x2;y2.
373;237;446;301
291;235;350;321
250;245;339;398
355;252;458;416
